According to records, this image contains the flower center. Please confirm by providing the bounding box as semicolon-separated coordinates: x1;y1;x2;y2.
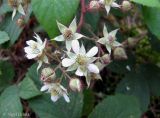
51;89;59;96
30;43;41;54
76;55;87;65
63;29;73;40
108;35;115;44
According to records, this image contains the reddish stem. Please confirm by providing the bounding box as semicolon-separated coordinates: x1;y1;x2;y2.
77;0;86;32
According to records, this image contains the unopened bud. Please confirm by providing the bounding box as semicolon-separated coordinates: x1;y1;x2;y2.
41;67;56;83
127;37;138;48
69;78;82;92
113;47;127;60
101;54;111;65
89;0;100;10
17;18;25;27
8;0;18;8
23;0;30;5
121;0;132;11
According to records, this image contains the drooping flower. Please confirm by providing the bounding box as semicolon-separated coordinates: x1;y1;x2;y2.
86;72;102;86
8;0;25;20
52;17;84;51
40;83;70;103
99;0;120;14
62;40;99;85
97;25;121;54
24;33;48;70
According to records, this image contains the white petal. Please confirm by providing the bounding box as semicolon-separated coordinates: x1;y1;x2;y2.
33;33;43;44
54;35;65;41
26;53;38;59
66;40;72;51
24;47;33;54
43;55;49;64
71;40;80;54
62;58;75;67
51;95;60;102
12;9;17;20
86;46;98;57
75;67;84;76
99;0;105;4
57;21;68;34
37;61;42;71
66;64;78;71
109;29;118;38
80;43;86;55
69;17;77;33
88;64;99;74
111;2;120;8
66;52;76;59
74;33;84;40
26;40;36;46
40;85;49;91
105;6;111;14
103;25;109;37
106;44;112;54
41;38;47;50
86;76;91;87
18;4;25;15
113;41;121;47
97;37;106;45
63;93;70;103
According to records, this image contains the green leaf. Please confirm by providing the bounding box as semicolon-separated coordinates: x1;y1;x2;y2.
89;94;141;118
26;64;41;88
29;93;83;118
18;77;41;99
0;5;32;45
0;31;10;44
0;85;23;118
141;7;160;39
0;61;15;92
82;90;95;117
31;0;79;38
0;0;12;16
116;72;150;112
131;0;160;7
138;64;160;96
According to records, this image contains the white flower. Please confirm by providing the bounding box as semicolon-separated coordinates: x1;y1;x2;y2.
62;40;99;78
99;0;120;14
53;17;84;51
40;83;70;103
97;25;121;54
24;33;48;70
11;0;25;20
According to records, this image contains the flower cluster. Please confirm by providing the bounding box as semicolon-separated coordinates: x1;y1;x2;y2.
24;0;129;103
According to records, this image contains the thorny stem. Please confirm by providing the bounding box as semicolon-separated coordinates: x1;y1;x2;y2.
53;53;72;80
59;66;72;80
77;0;86;32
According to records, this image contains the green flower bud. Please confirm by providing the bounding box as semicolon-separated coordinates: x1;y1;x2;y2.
121;0;132;11
69;78;82;92
101;54;111;65
113;47;127;60
41;67;56;83
128;37;138;48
